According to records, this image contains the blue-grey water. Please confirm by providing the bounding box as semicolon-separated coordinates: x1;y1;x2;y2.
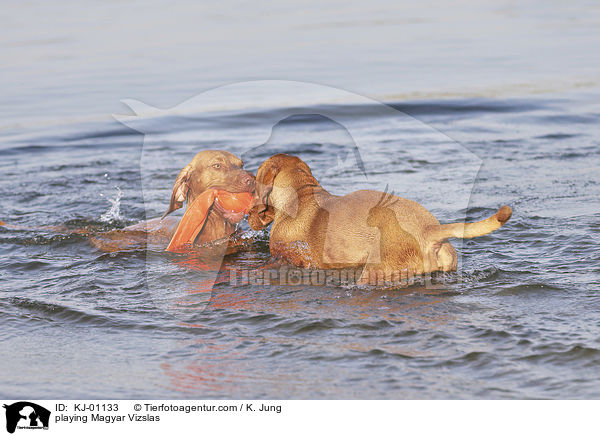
1;1;599;399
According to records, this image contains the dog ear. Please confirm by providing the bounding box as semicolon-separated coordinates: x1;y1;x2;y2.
162;164;193;219
255;159;280;211
247;159;280;230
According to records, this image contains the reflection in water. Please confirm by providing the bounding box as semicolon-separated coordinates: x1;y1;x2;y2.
159;338;260;395
157;250;457;394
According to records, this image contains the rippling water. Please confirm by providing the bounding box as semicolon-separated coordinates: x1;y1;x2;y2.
2;93;599;399
1;1;599;399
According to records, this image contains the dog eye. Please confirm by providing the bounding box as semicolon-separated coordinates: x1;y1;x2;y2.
212;163;221;169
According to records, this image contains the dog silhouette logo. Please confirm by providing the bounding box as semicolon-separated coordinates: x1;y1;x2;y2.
3;402;50;434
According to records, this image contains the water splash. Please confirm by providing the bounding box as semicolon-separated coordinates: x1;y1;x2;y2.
100;187;124;223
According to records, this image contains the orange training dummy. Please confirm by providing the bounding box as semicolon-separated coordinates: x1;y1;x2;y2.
165;190;253;252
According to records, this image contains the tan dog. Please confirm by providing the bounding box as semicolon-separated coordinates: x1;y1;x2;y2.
90;150;255;252
160;150;255;242
1;150;255;253
248;154;511;284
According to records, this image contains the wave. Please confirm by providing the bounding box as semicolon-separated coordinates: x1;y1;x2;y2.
0;96;554;152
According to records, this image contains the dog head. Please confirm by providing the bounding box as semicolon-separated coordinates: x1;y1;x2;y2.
162;150;255;219
248;154;315;230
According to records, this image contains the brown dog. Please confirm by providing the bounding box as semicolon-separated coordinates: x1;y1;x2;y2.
90;150;255;252
1;150;255;253
248;154;512;284
160;150;255;242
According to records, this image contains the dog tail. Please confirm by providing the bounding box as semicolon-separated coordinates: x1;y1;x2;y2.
425;206;512;243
